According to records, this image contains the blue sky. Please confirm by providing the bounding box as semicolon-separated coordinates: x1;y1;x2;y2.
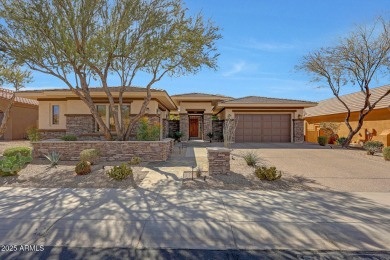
25;1;389;101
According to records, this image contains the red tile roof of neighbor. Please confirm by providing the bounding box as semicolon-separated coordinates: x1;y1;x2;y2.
0;88;39;106
304;85;390;117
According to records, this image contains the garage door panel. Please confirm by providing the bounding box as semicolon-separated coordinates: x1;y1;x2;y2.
244;129;253;135
235;114;291;143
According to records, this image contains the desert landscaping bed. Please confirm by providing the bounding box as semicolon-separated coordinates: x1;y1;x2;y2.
0;159;148;189
182;150;328;191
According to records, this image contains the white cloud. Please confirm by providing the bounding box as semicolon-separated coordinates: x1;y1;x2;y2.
244;39;295;51
222;61;258;77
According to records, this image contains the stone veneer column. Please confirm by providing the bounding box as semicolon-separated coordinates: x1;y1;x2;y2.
203;114;212;141
179;113;189;141
65;114;95;136
207;147;231;174
293;119;304;143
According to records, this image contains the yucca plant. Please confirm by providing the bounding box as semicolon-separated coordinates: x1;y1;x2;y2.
243;151;260;167
44;151;61;167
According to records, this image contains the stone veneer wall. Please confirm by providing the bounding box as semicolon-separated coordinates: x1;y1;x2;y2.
179;114;189;141
39;130;67;140
293;119;304;143
212;120;224;142
32;138;174;161
207;147;231;174
203;114;212;142
162;119;169;138
65;114;95;136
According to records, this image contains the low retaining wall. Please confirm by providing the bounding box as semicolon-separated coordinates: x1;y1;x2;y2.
32;138;174;162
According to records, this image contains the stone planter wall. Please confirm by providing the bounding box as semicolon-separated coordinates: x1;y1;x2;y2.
207;147;231;174
32;138;174;161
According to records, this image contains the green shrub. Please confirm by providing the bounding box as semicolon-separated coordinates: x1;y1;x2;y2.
3;147;32;157
382;147;390;161
128;156;142;166
243;151;260;167
44;151;61;167
80;149;101;165
136;117;160;141
0;154;33;176
255;166;282;181
318;136;328;146
336;137;347;145
363;141;384;155
26;126;40;142
61;135;78;141
174;131;183;142
106;163;133;181
75;161;92;175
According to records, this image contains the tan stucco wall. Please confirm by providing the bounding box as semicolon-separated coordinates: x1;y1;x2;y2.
0;100;38;140
179;101;213;113
305;108;390;146
39;101;67;129
38;99;161;130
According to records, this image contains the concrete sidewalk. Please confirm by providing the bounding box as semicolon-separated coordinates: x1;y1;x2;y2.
0;187;389;251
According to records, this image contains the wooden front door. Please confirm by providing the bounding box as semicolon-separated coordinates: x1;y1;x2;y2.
189;118;199;137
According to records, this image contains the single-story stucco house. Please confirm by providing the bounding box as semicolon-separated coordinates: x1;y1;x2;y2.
304;85;390;147
0;88;39;140
17;86;317;143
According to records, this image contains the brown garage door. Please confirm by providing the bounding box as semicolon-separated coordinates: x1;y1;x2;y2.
235;114;291;143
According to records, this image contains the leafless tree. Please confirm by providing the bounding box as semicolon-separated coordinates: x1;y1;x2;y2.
223;115;238;148
298;17;390;146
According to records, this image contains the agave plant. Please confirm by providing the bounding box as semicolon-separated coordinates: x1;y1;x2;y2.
44;151;61;167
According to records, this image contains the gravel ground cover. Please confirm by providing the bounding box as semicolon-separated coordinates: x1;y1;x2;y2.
0;159;148;189
182;150;327;191
1;141;148;189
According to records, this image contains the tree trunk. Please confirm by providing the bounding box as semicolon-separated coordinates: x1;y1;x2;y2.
342;109;371;147
0;93;15;138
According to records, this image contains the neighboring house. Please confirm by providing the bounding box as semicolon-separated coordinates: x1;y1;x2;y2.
0;88;39;140
304;85;390;147
17;87;317;143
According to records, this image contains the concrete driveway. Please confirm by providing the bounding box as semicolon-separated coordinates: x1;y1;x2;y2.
231;142;390;192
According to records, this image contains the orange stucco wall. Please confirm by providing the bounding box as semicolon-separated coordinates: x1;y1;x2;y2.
0;100;38;140
305;108;390;147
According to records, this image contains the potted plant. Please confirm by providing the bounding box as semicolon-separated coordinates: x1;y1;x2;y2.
175;131;183;142
207;132;214;142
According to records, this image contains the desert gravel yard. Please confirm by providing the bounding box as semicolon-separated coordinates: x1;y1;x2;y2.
0;159;148;189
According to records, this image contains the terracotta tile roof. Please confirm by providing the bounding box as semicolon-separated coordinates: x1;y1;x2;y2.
171;92;232;98
0;88;39;106
18;86;165;93
304;85;390;118
220;96;316;104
